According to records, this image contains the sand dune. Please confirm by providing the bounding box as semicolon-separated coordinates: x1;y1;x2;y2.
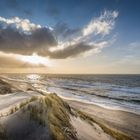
66;100;140;140
0;78;137;140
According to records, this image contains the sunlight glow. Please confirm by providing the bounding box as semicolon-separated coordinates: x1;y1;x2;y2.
27;74;41;81
19;53;50;66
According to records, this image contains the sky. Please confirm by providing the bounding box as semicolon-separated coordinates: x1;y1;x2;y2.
0;0;140;74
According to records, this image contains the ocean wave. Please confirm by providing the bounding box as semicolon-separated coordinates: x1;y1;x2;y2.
1;74;140;115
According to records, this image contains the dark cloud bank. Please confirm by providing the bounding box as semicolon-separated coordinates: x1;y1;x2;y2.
0;20;92;59
0;26;56;55
0;12;118;59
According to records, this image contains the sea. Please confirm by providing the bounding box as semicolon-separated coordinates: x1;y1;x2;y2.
1;74;140;115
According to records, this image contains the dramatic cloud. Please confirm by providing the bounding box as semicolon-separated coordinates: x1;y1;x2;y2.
0;17;41;33
0;10;118;61
48;10;118;58
48;41;109;59
48;42;92;58
0;52;21;68
82;10;118;36
0;51;49;68
0;17;57;55
54;22;81;39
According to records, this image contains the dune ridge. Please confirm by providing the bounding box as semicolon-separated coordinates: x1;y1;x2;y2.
0;78;135;140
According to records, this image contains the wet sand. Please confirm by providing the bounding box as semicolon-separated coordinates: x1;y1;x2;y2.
0;76;140;140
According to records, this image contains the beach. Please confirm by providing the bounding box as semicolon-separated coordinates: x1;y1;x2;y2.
66;99;140;140
0;74;140;140
0;1;140;139
0;92;136;140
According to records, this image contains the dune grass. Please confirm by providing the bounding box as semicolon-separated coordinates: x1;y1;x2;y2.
0;79;12;94
0;124;7;140
73;109;133;140
0;94;77;140
45;94;77;140
0;92;133;140
4;96;39;116
28;93;78;140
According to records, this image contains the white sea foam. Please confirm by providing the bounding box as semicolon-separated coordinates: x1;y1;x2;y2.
0;74;140;115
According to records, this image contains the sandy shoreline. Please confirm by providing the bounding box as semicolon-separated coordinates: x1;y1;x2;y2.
66;99;140;140
0;92;139;140
0;93;131;140
0;92;140;139
0;76;140;140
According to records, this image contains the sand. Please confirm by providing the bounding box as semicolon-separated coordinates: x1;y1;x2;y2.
0;77;140;140
0;91;139;140
66;99;140;140
71;116;115;140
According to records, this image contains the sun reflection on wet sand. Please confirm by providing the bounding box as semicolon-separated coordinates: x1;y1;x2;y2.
26;74;41;81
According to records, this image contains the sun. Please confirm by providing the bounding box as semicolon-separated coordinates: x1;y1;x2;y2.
19;53;50;66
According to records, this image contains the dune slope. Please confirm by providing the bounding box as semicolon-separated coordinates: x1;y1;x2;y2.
0;93;133;140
